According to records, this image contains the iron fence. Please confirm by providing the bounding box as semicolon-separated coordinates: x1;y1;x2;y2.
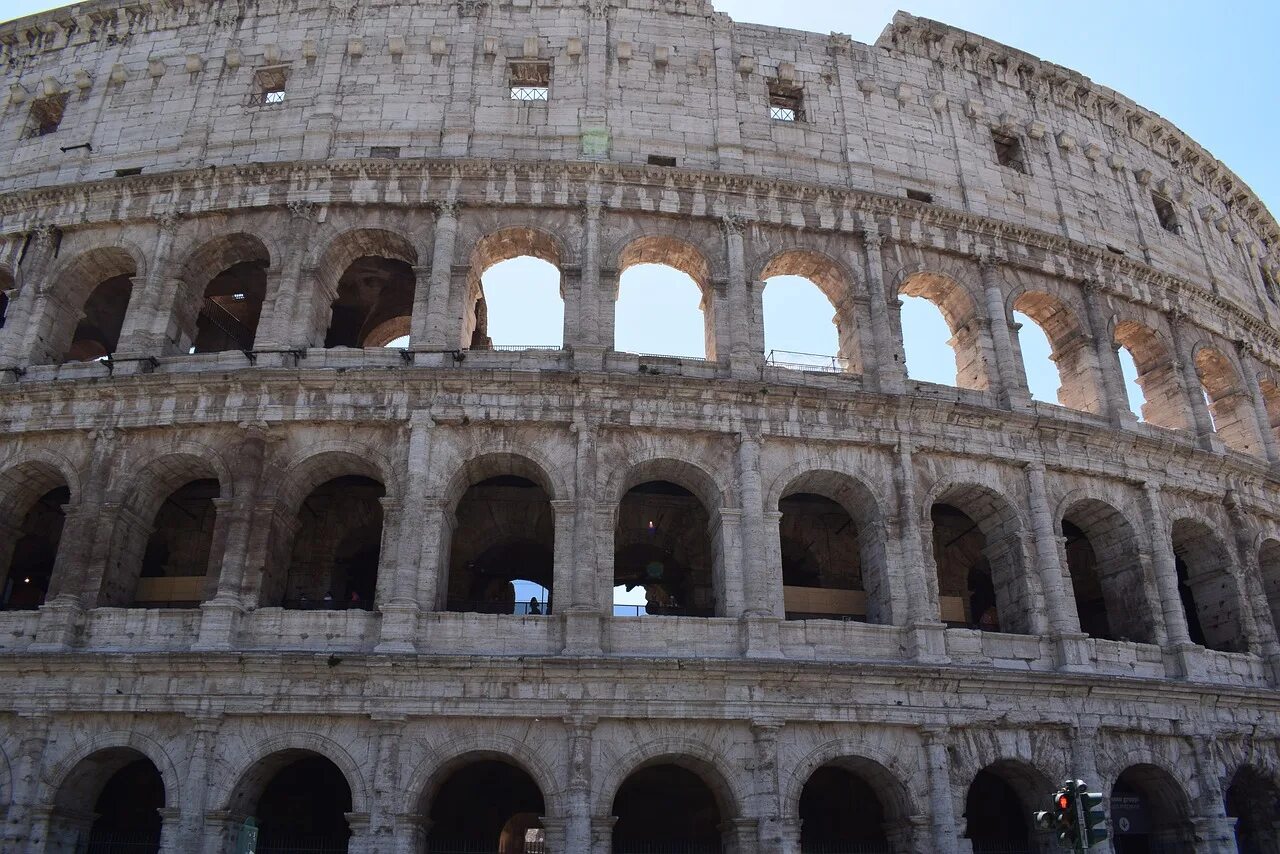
612;604;715;618
446;600;552;616
255;833;350;854
766;349;849;373
84;830;160;854
612;845;722;854
799;844;893;854
423;841;546;854
490;344;563;352
969;842;1033;854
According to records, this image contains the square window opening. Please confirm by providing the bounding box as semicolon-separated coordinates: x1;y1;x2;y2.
370;146;401;159
768;81;804;122
27;93;69;138
1152;194;1180;234
510;61;551;101
647;155;677;167
251;66;290;107
992;130;1026;173
906;189;934;204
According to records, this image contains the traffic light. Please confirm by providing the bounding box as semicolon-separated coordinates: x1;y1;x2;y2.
1054;785;1079;845
1079;787;1108;846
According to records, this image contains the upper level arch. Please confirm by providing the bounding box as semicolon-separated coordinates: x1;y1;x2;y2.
173;231;273;355
270;443;400;517
1008;284;1102;413
1192;342;1264;454
605;452;731;514
891;261;991;391
38;244;143;365
1112;316;1188;430
312;227;420;349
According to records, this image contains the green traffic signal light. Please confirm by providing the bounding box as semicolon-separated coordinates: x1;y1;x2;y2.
1080;790;1108;845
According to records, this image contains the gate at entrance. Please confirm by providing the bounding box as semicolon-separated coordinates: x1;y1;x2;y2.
1110;765;1193;854
422;759;547;854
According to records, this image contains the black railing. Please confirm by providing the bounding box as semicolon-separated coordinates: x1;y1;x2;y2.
800;844;892;854
256;833;350;854
446;600;551;616
613;844;721;854
86;830;161;854
611;604;715;618
969;842;1033;854
424;841;546;854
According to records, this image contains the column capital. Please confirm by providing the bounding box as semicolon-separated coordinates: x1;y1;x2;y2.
720;213;748;238
861;228;884;250
432;200;461;220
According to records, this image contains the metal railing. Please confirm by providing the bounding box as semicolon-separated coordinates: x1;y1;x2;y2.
766;349;849;373
800;844;892;854
612;604;715;618
424;841;546;854
447;600;552;616
489;344;563;352
613;844;722;854
85;830;161;853
969;842;1033;854
280;598;374;612
255;834;350;854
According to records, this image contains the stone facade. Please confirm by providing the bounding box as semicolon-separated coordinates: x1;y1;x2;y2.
1;0;1280;853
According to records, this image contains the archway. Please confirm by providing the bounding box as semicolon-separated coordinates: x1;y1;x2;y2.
964;762;1051;854
47;748;165;854
614;481;717;617
132;478;220;608
185;234;270;353
1195;346;1263;454
1;484;68;610
1261;539;1280;642
228;751;353;854
930;485;1030;634
798;759;911;853
1012;292;1101;413
615;236;715;360
899;271;988;390
34;247;137;365
761;251;851;373
1111;764;1193;853
446;471;555;615
280;475;385;609
613;762;727;853
0;267;12;329
466;227;564;351
421;759;547;853
67;274;134;362
777;471;888;624
1225;765;1280;854
1060;499;1155;644
315;229;418;348
1113;321;1187;431
1170;519;1248;653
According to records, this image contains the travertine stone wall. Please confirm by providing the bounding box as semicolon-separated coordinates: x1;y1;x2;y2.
2;2;1280;854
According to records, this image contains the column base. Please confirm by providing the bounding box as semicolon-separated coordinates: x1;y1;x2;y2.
729;354;762;380
571;345;607;373
1191;814;1238;853
374;602;421;654
1266;652;1280;686
907;622;950;665
193;597;244;651
31;597;84;651
1053;633;1094;673
1169;641;1207;681
742;615;784;659
562;610;603;656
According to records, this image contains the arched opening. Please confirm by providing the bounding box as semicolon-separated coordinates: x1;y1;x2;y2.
1259;377;1280;450
47;749;165;854
614;480;717;617
230;751;353;854
613;762;726;854
1113;321;1187;431
1118;346;1146;421
1111;764;1193;853
0;268;12;329
777;472;888;624
964;763;1050;854
446;471;555;615
281;476;385;609
421;759;547;853
761;251;852;373
1195;346;1263;454
314;229;418;349
186;234;270;354
66;274;134;362
1012;292;1101;412
466;227;564;350
899;272;988;390
1;485;68;610
132;478;220;608
1170;518;1248;653
1225;765;1280;854
615;236;714;360
930;486;1030;634
1261;539;1280;643
1060;500;1156;644
799;761;909;853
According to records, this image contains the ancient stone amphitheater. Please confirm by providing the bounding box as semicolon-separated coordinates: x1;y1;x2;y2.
1;0;1279;852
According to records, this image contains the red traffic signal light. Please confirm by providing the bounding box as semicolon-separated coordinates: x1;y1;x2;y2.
1057;793;1071;810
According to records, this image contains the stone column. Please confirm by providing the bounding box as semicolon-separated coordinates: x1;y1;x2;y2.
1025;463;1091;671
859;228;905;393
378;414;434;652
895;442;948;662
1069;721;1115;854
715;508;746;618
158;806;184;853
739;433;782;658
551;500;576;615
710;14;745;171
579;3;610;158
598;266;620;356
417;203;462;349
370;717;404;847
416;499;450;613
921;727;961;854
1225;491;1276;668
566;421;603;654
115;212;181;361
1236;341;1280;465
375;498;404;611
1082;280;1137;427
564;715;596;852
590;815;617;854
722;216;758;377
440;7;480;157
345;812;374;854
978;256;1030;410
3;714;50;851
254;201;319;356
1141;483;1200;679
1184;732;1236;854
1;226;57;368
407;264;433;348
176;718;219;854
750;721;784;853
560;264;585;353
1168;311;1221;451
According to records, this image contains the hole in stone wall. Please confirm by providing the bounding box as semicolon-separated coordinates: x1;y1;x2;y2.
2;486;68;611
1152;194;1180;234
768;80;804;122
66;274;133;363
509;61;550;101
614;481;715;617
646;155;677;167
448;474;554;615
479;257;564;349
905;189;934;204
992;130;1026;173
324;256;415;348
27;92;68;137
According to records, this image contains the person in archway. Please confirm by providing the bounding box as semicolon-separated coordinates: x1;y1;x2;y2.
527;596;541;615
323;590;334;609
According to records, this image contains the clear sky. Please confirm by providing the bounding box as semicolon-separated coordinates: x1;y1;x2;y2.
4;0;1272;413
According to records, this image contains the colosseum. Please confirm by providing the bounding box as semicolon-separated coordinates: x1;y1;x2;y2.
1;0;1279;852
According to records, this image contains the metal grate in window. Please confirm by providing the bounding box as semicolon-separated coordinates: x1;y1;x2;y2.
510;85;549;102
769;105;796;122
768;81;804;122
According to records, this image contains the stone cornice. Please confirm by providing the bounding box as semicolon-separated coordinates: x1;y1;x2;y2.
1;157;1277;372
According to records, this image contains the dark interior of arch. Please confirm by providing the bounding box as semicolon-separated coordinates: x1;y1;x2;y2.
780;493;865;621
1112;765;1192;851
282;475;384;608
66;274;133;362
932;504;1000;631
1261;539;1280;647
87;758;164;853
1171;520;1246;653
133;478;219;608
424;760;546;853
1061;502;1155;645
193;259;267;353
964;768;1030;847
799;765;889;850
613;763;723;853
255;755;352;853
615;481;715;617
0;289;9;329
3;485;68;610
1225;766;1280;853
448;475;554;615
324;255;415;348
